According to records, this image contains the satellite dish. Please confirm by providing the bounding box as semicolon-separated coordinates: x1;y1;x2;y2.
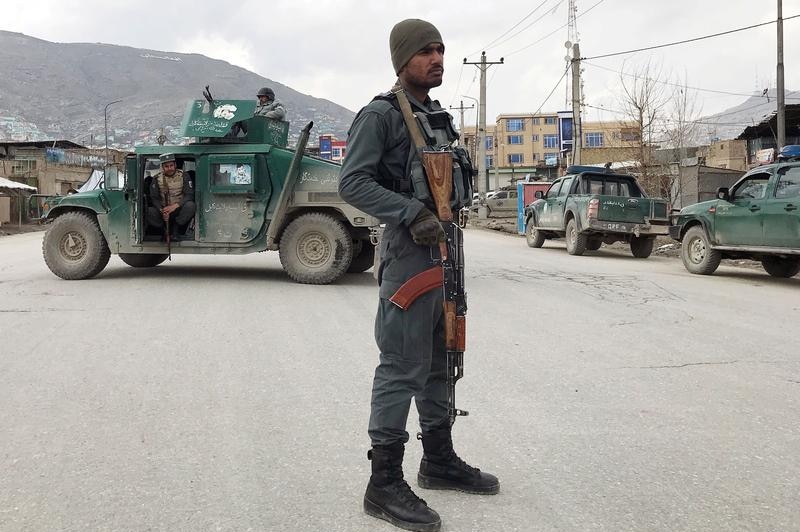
565;41;572;49
564;55;572;62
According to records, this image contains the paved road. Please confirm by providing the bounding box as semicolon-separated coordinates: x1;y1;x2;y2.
1;229;798;532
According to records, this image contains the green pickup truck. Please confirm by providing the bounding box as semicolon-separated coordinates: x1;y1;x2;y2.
670;158;800;277
523;166;670;257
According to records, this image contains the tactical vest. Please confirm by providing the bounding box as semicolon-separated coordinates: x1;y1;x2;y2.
373;92;474;212
159;169;184;205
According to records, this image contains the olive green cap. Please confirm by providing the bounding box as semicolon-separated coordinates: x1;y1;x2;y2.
390;19;443;75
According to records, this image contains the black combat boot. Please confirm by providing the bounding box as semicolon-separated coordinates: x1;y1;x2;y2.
418;423;500;494
364;442;442;532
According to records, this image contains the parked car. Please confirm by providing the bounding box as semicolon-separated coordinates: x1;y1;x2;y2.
670;156;800;277
485;189;518;216
523;166;670;257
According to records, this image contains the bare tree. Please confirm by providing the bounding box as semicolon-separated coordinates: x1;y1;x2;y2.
662;74;703;207
617;60;669;196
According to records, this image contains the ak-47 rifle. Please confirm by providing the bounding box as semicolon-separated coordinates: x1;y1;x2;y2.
389;87;468;426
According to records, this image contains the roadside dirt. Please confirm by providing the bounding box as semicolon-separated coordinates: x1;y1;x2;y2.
0;223;46;238
468;215;766;272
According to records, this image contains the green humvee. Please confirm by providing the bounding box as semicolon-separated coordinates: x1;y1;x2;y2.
670;159;800;277
41;99;378;284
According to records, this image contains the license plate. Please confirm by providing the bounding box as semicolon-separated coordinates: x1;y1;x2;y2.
602;222;629;231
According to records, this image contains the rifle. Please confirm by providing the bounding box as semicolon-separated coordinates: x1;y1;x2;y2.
161;176;172;261
389;87;469;427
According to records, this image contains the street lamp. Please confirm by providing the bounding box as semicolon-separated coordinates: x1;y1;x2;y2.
104;99;122;169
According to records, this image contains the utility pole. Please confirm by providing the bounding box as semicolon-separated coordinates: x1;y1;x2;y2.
103;99;122;170
571;43;583;165
777;0;786;150
449;100;474;146
464;51;503;219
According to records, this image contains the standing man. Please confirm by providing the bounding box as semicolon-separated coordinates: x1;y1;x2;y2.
254;87;286;121
339;19;498;532
147;153;195;238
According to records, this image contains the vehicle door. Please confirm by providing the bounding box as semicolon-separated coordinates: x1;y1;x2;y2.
714;171;771;246
762;165;800;248
488;190;508;213
198;154;271;243
539;179;563;228
552;176;574;229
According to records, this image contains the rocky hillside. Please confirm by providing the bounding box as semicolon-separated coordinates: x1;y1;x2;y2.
0;31;355;147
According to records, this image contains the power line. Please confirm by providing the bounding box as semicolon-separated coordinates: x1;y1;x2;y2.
472;0;552;56
504;0;606;57
583;101;777;127
448;63;465;107
583;60;800;101
532;65;571;116
481;0;566;55
582;14;800;61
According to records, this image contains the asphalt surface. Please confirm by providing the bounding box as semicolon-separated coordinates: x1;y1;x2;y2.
1;229;798;532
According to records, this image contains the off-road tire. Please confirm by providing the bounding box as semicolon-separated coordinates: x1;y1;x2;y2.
761;256;800;278
565;218;587;256
119;253;169;268
630;236;655;258
279;212;353;284
525;218;545;248
586;238;603;251
681;225;721;275
42;211;110;280
347;239;375;273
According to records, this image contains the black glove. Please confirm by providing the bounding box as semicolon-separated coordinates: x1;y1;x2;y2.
409;208;445;246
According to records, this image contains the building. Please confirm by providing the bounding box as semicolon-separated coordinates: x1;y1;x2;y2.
737;103;800;167
577;120;643;166
670;165;744;209
702;139;748;171
318;135;347;163
0;140;126;195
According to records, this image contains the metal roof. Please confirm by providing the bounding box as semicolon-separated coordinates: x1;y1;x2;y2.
0;176;37;191
0;140;87;150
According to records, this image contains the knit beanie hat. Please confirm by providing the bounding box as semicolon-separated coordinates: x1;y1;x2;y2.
390;19;444;75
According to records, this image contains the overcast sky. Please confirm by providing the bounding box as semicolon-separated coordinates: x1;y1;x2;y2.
4;0;799;126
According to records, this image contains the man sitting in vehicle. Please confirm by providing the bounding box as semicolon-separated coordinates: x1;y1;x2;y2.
147;153;195;239
254;87;286;121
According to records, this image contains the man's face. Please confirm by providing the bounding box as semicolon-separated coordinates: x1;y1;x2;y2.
258;95;269;105
237;166;245;176
161;161;176;176
400;42;445;89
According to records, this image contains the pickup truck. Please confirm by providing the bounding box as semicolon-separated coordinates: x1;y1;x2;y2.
522;166;670;257
670;158;800;277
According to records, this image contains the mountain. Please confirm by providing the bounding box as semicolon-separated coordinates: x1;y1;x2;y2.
695;88;800;143
0;31;355;147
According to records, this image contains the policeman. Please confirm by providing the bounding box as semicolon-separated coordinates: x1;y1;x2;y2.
147;153;195;238
339;18;498;532
254;87;286;120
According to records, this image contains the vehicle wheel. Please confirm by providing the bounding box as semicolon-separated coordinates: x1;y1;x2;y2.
42;211;110;280
119;253;169;268
565;218;587;256
630;236;655;258
761;256;800;278
525;218;545;248
347;238;375;273
279;212;353;284
681;225;721;275
586;238;602;251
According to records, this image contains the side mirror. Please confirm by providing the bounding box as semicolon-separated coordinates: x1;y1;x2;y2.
716;187;730;201
534;190;544;199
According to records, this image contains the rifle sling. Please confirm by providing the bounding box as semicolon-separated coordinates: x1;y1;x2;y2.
392;84;428;151
388;266;444;310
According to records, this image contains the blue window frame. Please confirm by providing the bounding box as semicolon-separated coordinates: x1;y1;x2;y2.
532;134;539;142
545;117;557;125
532;117;540;125
508;153;524;164
506;119;525;132
543;134;559;148
507;135;523;145
585;132;604;147
486;155;494;168
485;136;494;150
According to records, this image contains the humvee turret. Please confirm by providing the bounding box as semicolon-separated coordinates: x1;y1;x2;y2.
41;99;377;284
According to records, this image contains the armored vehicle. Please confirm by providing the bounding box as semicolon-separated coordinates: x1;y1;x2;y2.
41;99;377;284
